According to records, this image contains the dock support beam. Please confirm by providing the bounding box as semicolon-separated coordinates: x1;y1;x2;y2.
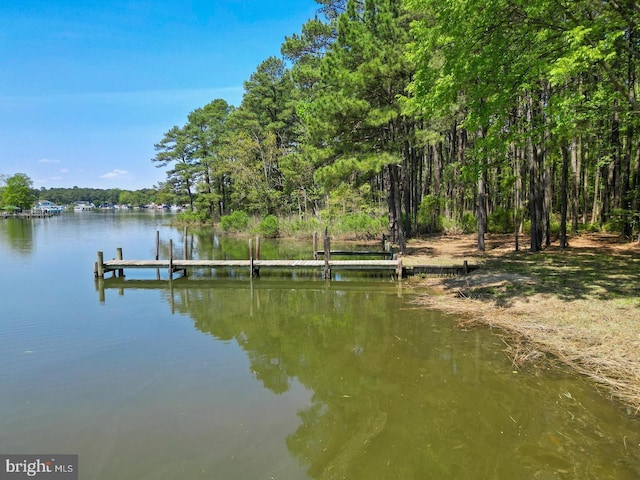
169;239;174;280
95;251;104;278
116;247;124;278
313;231;318;260
323;229;331;279
249;237;261;277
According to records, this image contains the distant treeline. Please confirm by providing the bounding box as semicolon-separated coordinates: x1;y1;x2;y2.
36;187;159;207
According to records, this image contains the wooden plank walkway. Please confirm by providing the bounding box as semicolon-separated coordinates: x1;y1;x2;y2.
101;259;400;269
95;253;405;280
94;232;476;281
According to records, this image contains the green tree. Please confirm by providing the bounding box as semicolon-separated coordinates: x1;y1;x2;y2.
1;173;35;209
224;57;300;215
152;125;198;211
302;0;418;248
186;99;232;220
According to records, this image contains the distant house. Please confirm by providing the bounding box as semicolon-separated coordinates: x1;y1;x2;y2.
73;202;95;211
33;200;64;213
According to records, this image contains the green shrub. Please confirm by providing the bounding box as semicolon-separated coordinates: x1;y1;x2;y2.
334;212;386;239
462;212;476;233
602;209;634;234
417;195;443;233
278;216;321;238
221;210;249;232
488;207;513;234
548;213;561;236
177;210;209;224
257;214;280;238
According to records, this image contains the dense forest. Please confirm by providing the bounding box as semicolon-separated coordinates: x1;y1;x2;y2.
158;0;636;250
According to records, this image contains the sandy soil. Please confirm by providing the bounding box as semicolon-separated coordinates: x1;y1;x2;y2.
402;232;640;414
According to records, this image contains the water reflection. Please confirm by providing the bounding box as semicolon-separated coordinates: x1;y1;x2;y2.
0;218;35;254
95;277;640;479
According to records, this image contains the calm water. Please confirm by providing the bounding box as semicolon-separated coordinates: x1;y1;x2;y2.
1;212;639;479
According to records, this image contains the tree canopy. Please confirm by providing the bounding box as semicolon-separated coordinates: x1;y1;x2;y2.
151;0;640;249
0;173;35;209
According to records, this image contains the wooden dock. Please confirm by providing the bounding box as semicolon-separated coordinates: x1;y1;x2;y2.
95;254;405;280
94;231;476;281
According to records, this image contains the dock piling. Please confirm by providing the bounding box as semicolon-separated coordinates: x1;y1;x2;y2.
183;227;188;260
249;238;259;278
323;229;331;279
116;248;124;278
96;251;104;278
313;231;318;260
169;239;174;280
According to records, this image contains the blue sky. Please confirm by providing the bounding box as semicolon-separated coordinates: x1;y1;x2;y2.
0;0;318;190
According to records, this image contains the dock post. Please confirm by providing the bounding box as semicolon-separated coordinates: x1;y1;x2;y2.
116;247;124;278
254;236;260;277
182;227;188;277
323;229;331;279
183;227;188;260
155;230;160;260
96;251;105;278
249;238;256;278
169;239;174;281
313;231;318;260
463;260;469;274
397;256;403;280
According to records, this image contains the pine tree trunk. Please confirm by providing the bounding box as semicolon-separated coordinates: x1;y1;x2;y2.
622;122;633;237
527;93;544;252
570;137;580;234
385;164;406;253
477;172;486;252
560;142;569;248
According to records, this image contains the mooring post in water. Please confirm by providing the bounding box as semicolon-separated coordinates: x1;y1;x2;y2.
323;229;331;280
169;239;174;281
183;227;188;260
155;230;160;260
116;247;124;278
96;251;104;278
182;227;189;277
313;231;318;260
463;260;469;274
396;256;403;279
249;238;256;278
254;236;260;277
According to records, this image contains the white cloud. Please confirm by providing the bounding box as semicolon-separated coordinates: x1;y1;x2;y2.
100;169;130;179
38;158;60;164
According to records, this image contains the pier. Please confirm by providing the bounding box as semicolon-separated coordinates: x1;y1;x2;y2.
94;230;477;281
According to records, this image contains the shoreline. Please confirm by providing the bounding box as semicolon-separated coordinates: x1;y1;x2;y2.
401;233;640;414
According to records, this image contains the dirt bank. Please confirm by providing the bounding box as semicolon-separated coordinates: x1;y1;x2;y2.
402;233;640;414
